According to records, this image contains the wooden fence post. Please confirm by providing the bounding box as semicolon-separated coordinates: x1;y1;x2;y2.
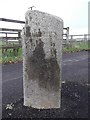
6;33;8;45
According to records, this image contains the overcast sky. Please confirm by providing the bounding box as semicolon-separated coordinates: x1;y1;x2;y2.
0;0;89;35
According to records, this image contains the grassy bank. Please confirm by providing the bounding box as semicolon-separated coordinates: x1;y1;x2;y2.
63;41;89;53
0;48;22;64
0;41;89;64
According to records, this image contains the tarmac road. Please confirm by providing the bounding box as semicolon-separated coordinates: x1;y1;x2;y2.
2;51;88;105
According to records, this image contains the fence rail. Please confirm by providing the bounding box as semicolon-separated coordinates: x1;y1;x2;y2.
1;28;22;32
0;18;25;44
1;37;20;40
0;18;25;24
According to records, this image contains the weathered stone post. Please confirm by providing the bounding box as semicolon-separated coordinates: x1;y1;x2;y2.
22;10;63;109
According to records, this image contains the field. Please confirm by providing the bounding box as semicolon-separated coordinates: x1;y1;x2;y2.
0;41;89;64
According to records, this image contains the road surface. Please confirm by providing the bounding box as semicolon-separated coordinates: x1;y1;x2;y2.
2;51;88;104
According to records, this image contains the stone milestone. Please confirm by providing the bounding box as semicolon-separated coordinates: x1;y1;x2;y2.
22;10;63;109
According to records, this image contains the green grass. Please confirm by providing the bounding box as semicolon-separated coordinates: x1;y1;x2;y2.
0;48;22;64
63;41;89;53
0;41;89;64
0;41;22;64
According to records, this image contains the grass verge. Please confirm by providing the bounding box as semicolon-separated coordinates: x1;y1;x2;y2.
63;41;89;53
0;41;89;64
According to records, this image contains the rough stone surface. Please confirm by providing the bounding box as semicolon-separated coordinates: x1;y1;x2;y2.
22;10;63;109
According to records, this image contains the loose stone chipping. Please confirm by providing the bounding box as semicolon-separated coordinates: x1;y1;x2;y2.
22;10;63;109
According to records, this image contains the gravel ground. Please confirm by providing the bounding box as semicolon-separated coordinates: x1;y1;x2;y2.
2;80;89;119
